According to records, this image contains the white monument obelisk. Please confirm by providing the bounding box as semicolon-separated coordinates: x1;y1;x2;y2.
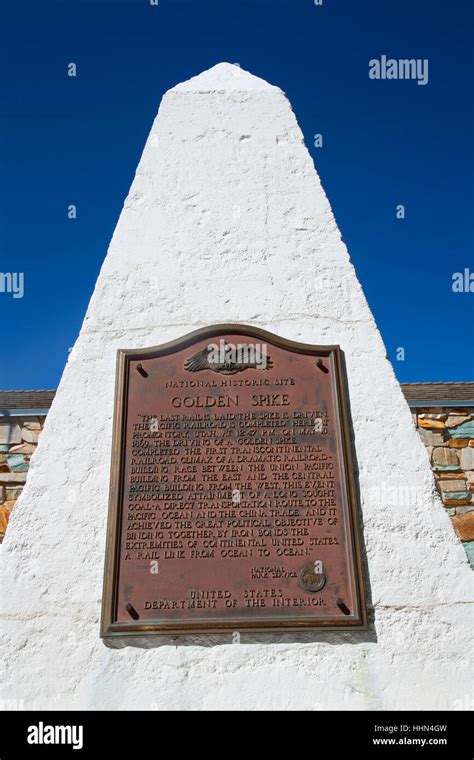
1;64;472;710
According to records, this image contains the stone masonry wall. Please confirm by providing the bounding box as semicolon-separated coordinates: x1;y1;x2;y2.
0;417;45;542
415;407;474;567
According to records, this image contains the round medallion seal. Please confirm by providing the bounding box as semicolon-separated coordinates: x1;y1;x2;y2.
299;562;326;593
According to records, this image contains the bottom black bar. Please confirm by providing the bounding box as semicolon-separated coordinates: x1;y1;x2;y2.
0;710;470;757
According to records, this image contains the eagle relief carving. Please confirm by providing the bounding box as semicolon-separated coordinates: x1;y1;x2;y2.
184;340;272;375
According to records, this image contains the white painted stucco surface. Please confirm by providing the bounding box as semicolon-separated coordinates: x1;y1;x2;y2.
1;64;472;710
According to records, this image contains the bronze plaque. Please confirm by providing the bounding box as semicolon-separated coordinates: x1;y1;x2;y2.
101;325;367;642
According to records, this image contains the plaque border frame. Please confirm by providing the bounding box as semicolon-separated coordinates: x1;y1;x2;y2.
101;324;368;642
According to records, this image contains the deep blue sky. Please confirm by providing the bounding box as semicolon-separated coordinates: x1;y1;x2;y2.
1;0;473;390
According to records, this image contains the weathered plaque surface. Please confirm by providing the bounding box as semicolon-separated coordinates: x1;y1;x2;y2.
101;325;367;642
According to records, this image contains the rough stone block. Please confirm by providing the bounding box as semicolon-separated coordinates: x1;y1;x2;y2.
0;423;22;445
438;479;468;493
461;446;474;471
419;418;445;430
0;472;27;484
451;512;474;542
5;486;23;501
432;447;459;468
447;438;469;448
9;443;35;455
448;420;474;439
455;504;474;515
6;454;29;473
0;503;13;537
22;420;41;431
21;428;39;444
462;541;474;569
445;415;470;428
419;429;446;446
